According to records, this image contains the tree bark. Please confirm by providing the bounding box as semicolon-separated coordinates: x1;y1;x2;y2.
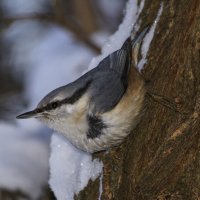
78;0;200;199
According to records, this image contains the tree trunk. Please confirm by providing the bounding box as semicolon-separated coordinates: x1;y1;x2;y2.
77;0;200;199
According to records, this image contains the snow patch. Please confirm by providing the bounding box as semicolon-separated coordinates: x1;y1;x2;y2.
98;173;103;200
137;3;163;71
49;134;103;200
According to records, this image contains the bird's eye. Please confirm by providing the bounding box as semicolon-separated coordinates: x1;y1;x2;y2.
51;102;58;109
36;108;42;113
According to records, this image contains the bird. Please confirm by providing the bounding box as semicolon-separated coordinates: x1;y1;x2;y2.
17;27;149;153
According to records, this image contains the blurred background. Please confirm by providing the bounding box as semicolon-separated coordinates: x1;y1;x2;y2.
0;0;126;199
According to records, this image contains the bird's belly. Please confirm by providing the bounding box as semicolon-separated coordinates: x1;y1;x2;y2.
75;83;145;153
60;111;137;153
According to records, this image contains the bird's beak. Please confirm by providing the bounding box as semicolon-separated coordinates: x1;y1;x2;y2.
16;109;39;119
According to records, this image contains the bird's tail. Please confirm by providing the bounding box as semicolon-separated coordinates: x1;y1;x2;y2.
131;25;150;65
131;26;150;47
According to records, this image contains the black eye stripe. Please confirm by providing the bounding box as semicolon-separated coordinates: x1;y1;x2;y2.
36;108;43;113
62;80;92;105
46;101;60;110
51;102;58;109
39;80;92;112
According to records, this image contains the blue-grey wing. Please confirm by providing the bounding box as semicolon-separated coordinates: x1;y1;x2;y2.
97;37;132;90
89;70;125;113
88;38;132;113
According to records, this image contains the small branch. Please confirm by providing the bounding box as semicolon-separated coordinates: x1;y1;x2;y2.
146;91;185;114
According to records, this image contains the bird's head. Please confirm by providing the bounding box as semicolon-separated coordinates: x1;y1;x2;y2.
17;80;91;130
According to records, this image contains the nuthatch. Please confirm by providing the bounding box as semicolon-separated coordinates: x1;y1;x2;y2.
17;27;149;153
